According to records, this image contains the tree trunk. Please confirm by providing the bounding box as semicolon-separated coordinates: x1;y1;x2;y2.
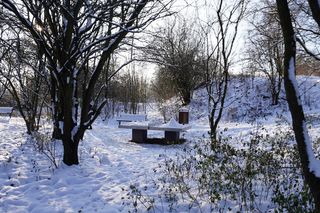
182;92;191;106
271;86;280;106
208;71;229;141
61;71;79;165
26;116;41;135
62;137;79;165
209;109;218;141
61;105;80;165
52;123;62;140
25;121;33;135
307;0;320;28
276;0;320;209
51;74;62;140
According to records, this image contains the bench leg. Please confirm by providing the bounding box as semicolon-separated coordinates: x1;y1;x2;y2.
132;129;147;143
165;131;180;142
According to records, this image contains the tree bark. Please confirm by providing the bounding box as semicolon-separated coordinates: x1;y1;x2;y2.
25;120;37;135
276;0;320;209
307;0;320;28
62;137;79;165
208;69;229;141
51;74;62;140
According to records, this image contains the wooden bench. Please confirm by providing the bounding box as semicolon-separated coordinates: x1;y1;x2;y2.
119;118;191;143
0;107;14;118
116;113;147;125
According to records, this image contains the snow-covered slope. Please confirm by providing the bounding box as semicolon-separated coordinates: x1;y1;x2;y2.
189;75;320;123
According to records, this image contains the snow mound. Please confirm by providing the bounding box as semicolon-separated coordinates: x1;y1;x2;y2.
163;118;184;128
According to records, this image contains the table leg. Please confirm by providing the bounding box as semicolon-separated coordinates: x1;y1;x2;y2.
165;131;180;142
132;129;147;143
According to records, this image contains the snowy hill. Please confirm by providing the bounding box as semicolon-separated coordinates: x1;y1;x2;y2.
189;75;320;123
0;75;320;212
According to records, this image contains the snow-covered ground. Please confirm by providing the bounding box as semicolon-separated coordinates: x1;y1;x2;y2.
0;76;320;212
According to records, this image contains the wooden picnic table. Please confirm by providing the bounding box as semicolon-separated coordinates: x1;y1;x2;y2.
119;119;191;143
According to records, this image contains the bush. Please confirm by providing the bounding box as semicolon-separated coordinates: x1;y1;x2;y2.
125;126;315;212
32;132;60;169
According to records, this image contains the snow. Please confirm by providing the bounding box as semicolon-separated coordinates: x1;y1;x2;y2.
179;107;189;112
303;121;320;177
0;75;320;212
118;121;149;129
72;101;77;124
58;121;64;135
73;68;79;78
63;18;68;34
71;125;79;141
0;118;180;212
288;57;301;105
161;117;183;128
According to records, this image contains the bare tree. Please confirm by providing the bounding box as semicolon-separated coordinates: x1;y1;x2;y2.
150;67;177;122
111;70;148;114
247;0;283;105
145;19;205;105
276;0;320;209
204;0;247;140
290;0;320;62
0;23;48;134
1;0;173;165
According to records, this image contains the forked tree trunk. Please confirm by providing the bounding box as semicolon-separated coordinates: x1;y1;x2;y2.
276;0;320;209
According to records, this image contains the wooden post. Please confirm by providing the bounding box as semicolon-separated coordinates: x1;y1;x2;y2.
179;108;189;124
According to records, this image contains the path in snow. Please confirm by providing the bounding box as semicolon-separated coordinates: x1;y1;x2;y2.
0;118;203;213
